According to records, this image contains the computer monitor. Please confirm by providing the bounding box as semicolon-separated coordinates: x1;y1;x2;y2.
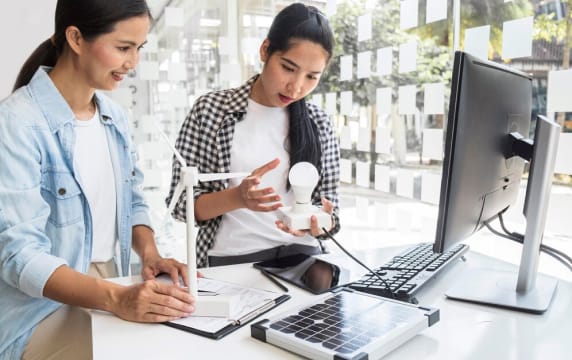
433;51;561;313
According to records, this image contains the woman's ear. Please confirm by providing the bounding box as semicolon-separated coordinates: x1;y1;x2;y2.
259;38;271;63
65;26;84;55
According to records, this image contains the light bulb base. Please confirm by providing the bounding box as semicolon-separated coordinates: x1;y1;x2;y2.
278;206;331;230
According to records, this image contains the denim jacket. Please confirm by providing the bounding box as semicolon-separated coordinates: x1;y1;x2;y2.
0;67;152;359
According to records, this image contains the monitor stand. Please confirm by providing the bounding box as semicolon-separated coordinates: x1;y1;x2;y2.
445;115;560;314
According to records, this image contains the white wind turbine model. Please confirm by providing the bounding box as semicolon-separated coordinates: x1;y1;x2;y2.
157;129;248;317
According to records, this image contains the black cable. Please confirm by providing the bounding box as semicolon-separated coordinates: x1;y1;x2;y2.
321;228;397;300
484;222;572;272
498;213;572;265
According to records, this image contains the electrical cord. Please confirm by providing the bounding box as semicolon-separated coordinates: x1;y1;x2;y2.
321;228;397;300
498;213;572;266
484;218;572;272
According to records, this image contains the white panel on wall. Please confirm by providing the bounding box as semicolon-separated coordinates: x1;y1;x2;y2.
356;161;370;188
398;85;417;115
356;197;370;223
357;51;372;79
376;87;392;115
340;55;353;81
357;127;371;152
325;92;337;115
554;133;572;175
326;0;337;16
339;125;352;150
358;14;372;42
168;63;187;82
141;33;158;53
340;91;353;116
375;127;391;155
421;172;442;204
426;0;447;24
340;159;353;184
376;47;393;76
547;69;572;113
399;41;417;73
422;128;443;160
396;169;415;198
423;83;445;115
502;16;533;60
110;88;133;109
400;0;419;30
310;93;323;107
464;25;490;60
375;201;390;229
138;61;160;81
374;164;391;192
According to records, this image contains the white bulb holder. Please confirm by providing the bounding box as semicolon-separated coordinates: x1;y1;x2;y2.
277;162;331;230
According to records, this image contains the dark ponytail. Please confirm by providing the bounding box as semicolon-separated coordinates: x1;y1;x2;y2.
12;0;151;92
266;3;334;175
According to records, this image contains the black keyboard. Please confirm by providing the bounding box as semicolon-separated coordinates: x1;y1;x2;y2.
349;243;468;303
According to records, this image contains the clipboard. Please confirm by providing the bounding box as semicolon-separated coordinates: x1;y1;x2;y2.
163;277;290;339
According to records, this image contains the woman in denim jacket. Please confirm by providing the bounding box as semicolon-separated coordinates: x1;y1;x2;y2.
0;1;194;359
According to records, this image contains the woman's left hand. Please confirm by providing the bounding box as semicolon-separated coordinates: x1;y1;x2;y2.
141;257;200;287
275;197;334;237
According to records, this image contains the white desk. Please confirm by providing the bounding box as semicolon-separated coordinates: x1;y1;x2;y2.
91;246;572;359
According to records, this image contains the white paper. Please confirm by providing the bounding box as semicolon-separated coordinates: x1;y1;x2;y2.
398;85;417;115
138;61;159;81
325;92;337;115
220;63;242;84
375;127;391;155
400;0;418;30
143;168;163;188
340;159;353;184
168;278;282;334
339;125;352;150
554;133;572;175
168;63;187;82
141;33;158;53
376;47;393;76
547;69;572;113
464;25;490;60
357;127;371;152
340;55;353;81
396;169;414;198
376;87;392;116
357;51;372;79
138;141;165;161
502;16;533;60
399;41;417;73
356;196;370;222
218;36;237;56
422;128;443;160
326;0;337;17
138;114;157;133
421;172;442;204
165;7;184;27
374;164;391;192
426;0;447;24
340;91;353;116
423;82;444;115
358;14;372;42
310;93;324;107
356;161;370;188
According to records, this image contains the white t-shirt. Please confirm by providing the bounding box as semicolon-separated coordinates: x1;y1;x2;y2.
210;99;318;256
73;107;117;262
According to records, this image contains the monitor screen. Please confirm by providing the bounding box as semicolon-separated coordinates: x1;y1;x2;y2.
433;51;532;253
432;51;560;313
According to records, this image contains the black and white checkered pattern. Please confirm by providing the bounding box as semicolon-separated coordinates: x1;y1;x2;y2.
167;75;340;267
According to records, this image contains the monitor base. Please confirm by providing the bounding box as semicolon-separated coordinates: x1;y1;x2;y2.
445;268;557;314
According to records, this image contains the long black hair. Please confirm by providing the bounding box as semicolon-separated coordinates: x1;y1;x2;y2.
265;3;334;175
12;0;151;92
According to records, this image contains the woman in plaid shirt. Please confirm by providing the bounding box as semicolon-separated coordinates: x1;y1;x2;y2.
168;3;340;267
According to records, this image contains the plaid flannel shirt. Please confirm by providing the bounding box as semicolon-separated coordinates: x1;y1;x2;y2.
167;75;341;267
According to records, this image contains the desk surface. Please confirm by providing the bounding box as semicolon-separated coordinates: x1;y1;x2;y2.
91;245;572;360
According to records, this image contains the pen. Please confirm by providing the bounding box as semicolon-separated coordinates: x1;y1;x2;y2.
260;269;289;292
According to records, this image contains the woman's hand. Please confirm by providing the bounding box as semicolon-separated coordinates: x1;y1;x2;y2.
275;197;334;237
111;280;195;323
238;158;283;212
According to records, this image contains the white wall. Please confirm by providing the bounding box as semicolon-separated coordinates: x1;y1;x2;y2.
0;1;57;98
